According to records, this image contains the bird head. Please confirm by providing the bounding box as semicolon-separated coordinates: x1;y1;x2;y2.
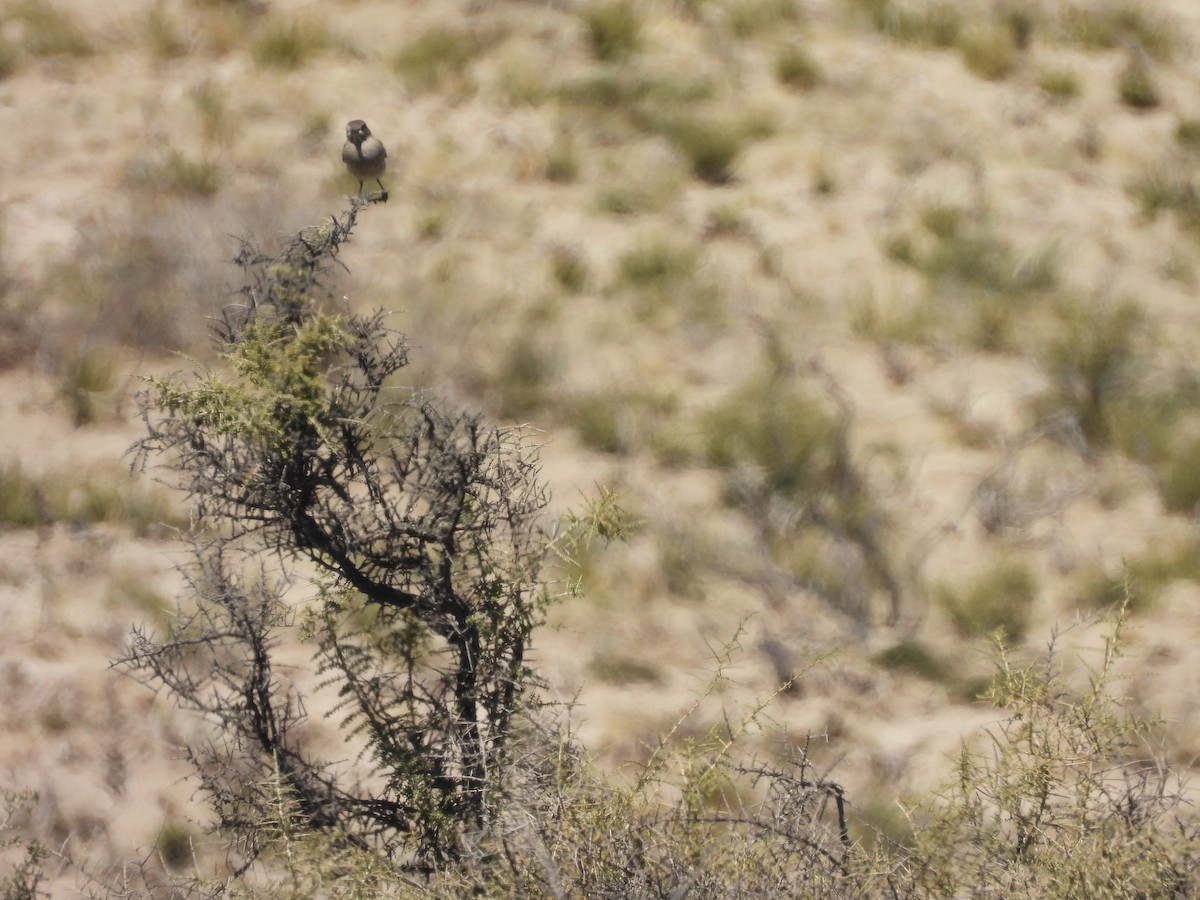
346;120;371;143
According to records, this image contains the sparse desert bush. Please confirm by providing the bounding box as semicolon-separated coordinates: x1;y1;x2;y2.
581;0;643;61
127;149;222;196
1037;67;1080;101
550;244;590;291
141;0;187;60
0;459;180;535
5;0;93;58
1176;118;1200;151
899;611;1200;896
727;0;800;38
56;347;115;426
0;38;17;79
775;43;822;90
1155;434;1200;514
659;114;766;184
119;204;572;871
958;20;1017;81
936;556;1037;641
571;387;676;454
1035;297;1148;448
1062;0;1177;61
1074;541;1200;615
251;15;330;70
853;0;962;48
617;236;697;289
391;24;481;92
544;138;581;183
873;639;950;682
1118;54;1159;110
1130;166;1200;232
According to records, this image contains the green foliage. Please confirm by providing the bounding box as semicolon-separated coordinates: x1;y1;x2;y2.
1062;0;1177;61
570;388;676;454
57;348;115;426
1176;118;1200;151
6;0;93;58
581;0;643;61
128;150;222;197
588;649;662;684
1118;56;1159;110
874;639;949;682
251;16;330;70
702;373;838;502
124;206;557;871
774;43;822;90
141;1;188;60
908;204;1058;295
550;244;590;292
937;556;1037;641
853;0;962;48
0;460;41;529
1;790;47;900
0;459;179;535
1079;539;1200;613
1036;297;1148;448
958;20;1017;81
156;819;197;870
1037;67;1080;101
617;237;697;288
661;115;762;184
392;24;480;92
1155;434;1200;514
901;612;1200;896
727;0;800;38
1130;167;1200;232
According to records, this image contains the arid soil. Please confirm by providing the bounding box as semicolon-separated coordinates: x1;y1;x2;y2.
3;0;1200;891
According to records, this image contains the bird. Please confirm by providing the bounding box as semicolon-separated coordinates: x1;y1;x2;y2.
342;119;387;198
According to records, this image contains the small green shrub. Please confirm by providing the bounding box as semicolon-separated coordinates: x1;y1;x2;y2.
128;150;222;197
191;80;233;144
1130;167;1200;231
662;116;752;184
0;39;17;79
1063;0;1177;60
728;0;799;38
156;820;197;870
0;460;42;528
581;0;642;61
142;1;187;60
1037;297;1148;447
1118;56;1159;110
775;43;822;90
855;0;962;48
901;611;1200;896
937;557;1037;641
616;237;697;288
544;139;581;183
8;0;93;57
588;650;662;685
57;348;115;426
1154;435;1200;514
1037;67;1080;101
251;16;330;70
873;640;949;682
958;20;1017;80
391;24;478;92
1176;118;1200;151
550;245;590;292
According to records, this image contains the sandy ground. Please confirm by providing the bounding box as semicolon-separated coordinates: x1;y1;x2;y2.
3;0;1200;890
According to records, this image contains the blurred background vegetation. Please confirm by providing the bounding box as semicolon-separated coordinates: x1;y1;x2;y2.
3;0;1200;892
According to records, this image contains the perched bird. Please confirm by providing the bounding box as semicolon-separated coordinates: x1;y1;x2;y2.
342;119;387;198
